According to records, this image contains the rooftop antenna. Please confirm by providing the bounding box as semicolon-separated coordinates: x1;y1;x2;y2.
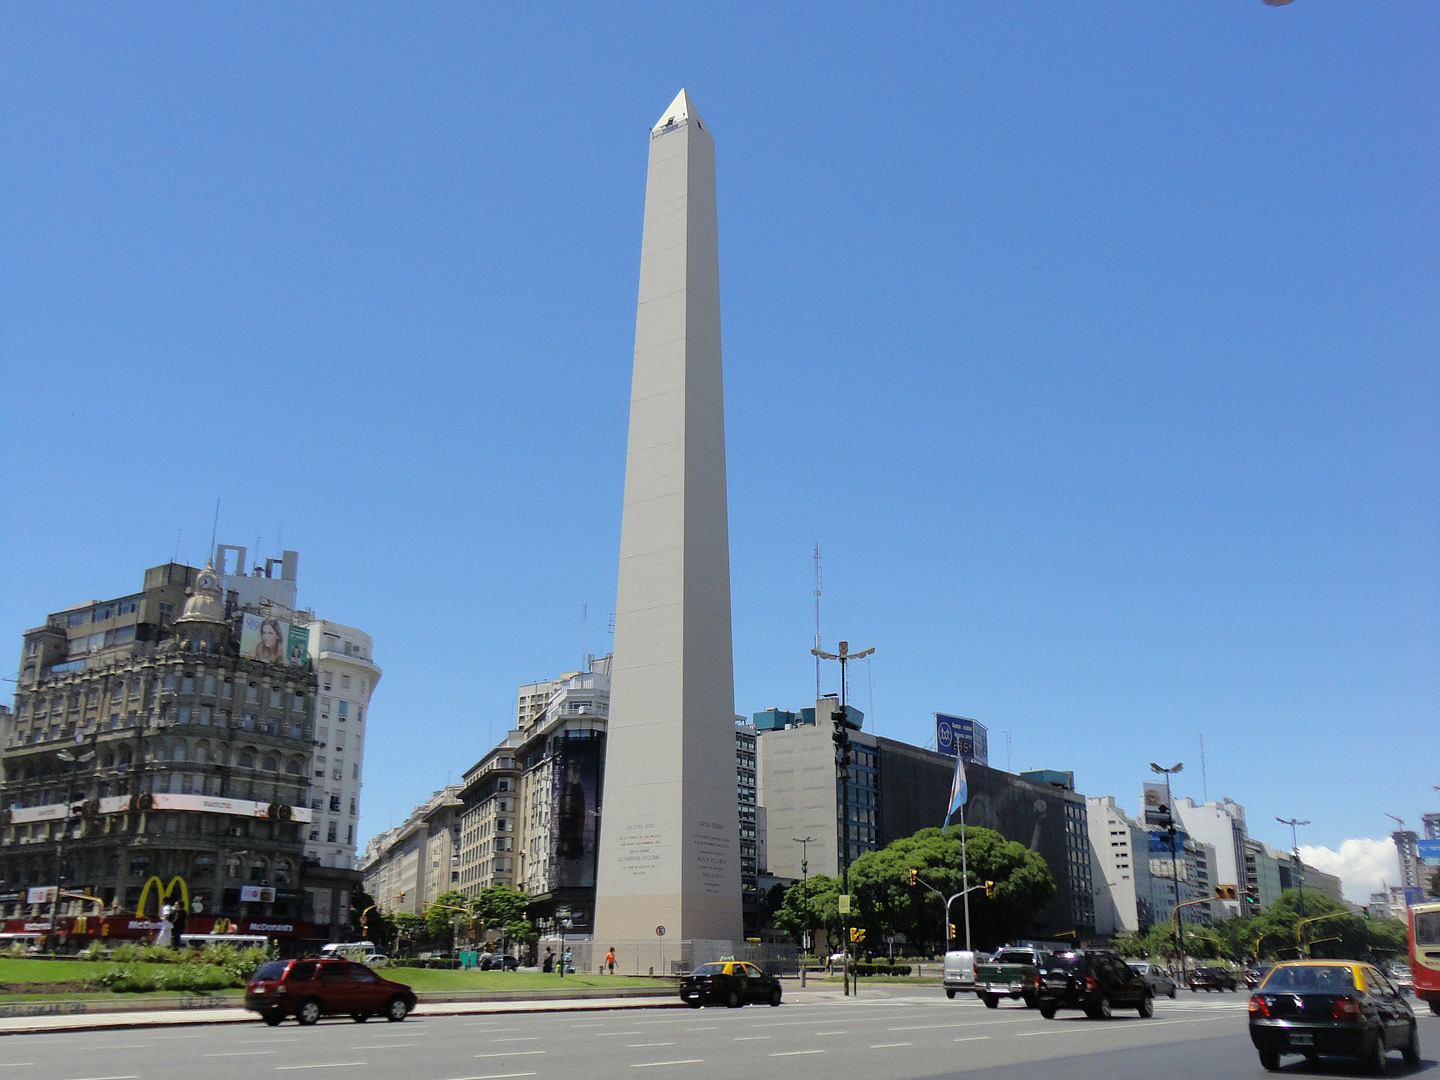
813;543;823;701
582;602;589;666
208;499;220;564
173;529;183;563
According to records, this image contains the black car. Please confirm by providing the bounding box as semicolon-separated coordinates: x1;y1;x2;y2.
1037;949;1154;1019
678;960;782;1008
245;957;417;1026
1248;960;1420;1073
1244;963;1273;989
1188;965;1239;992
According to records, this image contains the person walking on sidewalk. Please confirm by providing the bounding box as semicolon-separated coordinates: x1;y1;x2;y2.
606;947;616;974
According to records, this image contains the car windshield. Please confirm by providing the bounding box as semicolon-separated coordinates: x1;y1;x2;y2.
252;961;287;981
1261;966;1356;992
1046;953;1084;972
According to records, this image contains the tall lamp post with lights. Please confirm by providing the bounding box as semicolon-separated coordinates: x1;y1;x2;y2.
812;639;874;998
1276;816;1310;920
793;835;817;986
1149;761;1185;982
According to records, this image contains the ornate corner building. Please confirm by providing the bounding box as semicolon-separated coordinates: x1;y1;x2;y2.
0;546;378;949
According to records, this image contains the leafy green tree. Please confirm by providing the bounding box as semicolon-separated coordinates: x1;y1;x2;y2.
472;885;533;949
391;912;424;956
846;826;1055;953
424;889;474;939
773;874;841;950
1430;867;1440;900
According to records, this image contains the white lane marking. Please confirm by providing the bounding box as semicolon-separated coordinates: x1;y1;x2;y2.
1015;1029;1074;1038
630;1060;704;1068
474;1051;546;1060
733;1036;771;1041
350;1044;417;1050
870;1042;912;1048
442;1074;538;1080
598;1031;644;1036
770;1050;826;1057
204;1051;278;1057
275;1064;368;1071
953;1036;990;1043
628;1042;676;1048
491;1036;541;1043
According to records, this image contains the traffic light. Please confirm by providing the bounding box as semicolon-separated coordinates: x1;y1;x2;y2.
984;880;995;898
909;867;918;886
1215;885;1238;901
848;926;866;943
398;892;405;903
948;923;957;940
1361;906;1370;920
1245;885;1259;906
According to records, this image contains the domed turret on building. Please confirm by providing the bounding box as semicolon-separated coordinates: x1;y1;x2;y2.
175;563;229;653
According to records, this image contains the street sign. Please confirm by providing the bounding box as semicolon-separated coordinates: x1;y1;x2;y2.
656;925;666;937
838;894;852;915
555;905;572;918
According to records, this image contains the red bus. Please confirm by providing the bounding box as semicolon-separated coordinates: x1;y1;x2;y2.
1409;900;1440;1014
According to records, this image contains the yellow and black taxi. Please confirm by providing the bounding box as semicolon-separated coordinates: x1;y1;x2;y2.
1248;959;1419;1072
245;957;417;1026
679;959;782;1008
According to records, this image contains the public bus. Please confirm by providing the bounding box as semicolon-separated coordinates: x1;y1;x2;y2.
1408;900;1440;1014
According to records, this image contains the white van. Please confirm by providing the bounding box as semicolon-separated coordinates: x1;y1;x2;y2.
320;940;382;963
942;950;984;999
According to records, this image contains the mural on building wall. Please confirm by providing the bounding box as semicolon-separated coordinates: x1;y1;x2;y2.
552;732;604;888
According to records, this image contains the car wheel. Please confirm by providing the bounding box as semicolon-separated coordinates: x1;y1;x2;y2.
297;999;321;1026
726;990;741;1008
1364;1031;1387;1075
1022;992;1039;1009
1402;1022;1420;1066
1168;986;1176;999
981;994;999;1009
1093;994;1113;1020
1258;1050;1280;1072
351;1013;369;1023
945;988;956;999
262;1009;284;1027
769;987;782;1007
385;996;410;1022
1138;993;1153;1018
1040;1004;1057;1020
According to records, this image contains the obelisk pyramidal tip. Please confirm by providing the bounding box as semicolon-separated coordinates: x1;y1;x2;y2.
593;91;742;955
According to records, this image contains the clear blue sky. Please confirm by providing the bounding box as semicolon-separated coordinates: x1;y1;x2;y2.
4;3;1435;902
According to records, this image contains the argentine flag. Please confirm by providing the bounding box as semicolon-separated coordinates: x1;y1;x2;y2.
945;752;968;825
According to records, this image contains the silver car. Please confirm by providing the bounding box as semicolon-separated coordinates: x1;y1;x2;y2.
1128;961;1178;998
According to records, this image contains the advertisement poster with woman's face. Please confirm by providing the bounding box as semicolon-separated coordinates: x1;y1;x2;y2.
240;614;308;667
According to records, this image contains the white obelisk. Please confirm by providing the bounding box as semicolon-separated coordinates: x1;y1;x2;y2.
593;90;742;955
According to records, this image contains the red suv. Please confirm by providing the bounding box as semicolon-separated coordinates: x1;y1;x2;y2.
245;957;417;1026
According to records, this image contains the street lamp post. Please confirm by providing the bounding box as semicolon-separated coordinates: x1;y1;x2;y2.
793;835;817;987
1149;761;1185;982
812;639;875;999
1276;817;1310;921
49;748;94;954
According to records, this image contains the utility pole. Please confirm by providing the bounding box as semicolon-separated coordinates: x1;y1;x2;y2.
812;639;874;998
793;835;817;987
1150;762;1185;983
1276;817;1310;920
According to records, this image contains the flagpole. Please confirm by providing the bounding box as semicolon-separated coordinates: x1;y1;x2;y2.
960;802;971;951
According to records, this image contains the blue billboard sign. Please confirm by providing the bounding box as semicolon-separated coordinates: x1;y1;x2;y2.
1415;838;1440;860
935;714;988;765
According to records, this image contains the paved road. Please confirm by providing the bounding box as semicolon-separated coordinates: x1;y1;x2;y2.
2;986;1434;1080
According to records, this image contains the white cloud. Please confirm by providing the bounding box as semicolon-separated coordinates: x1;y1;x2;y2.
1299;838;1401;903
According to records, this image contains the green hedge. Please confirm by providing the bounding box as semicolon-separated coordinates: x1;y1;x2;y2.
853;962;913;977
